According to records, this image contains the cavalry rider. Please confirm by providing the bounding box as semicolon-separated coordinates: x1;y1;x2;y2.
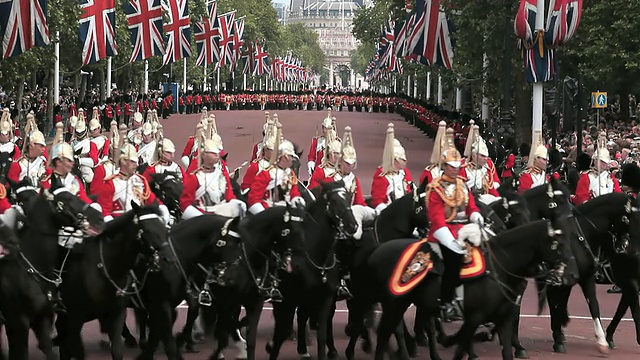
181;110;209;169
42;123;97;207
179;125;245;220
136;121;157;165
186;114;228;174
518;130;549;193
142;135;186;183
573;132;622;205
7;113;50;187
97;142;170;224
333;126;375;240
241;116;277;193
92;121;122;196
127;112;144;146
419;121;447;185
249;112;273;162
308;128;341;189
370;123;413;215
247;124;306;215
426;128;483;321
460;121;500;197
71;114;99;184
307;109;339;177
89;118;110;163
0;109;21;160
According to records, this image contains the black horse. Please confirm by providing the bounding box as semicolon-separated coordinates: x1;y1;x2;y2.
55;202;168;360
148;171;183;220
265;180;359;360
532;193;640;354
127;214;244;360
605;197;640;350
440;186;578;360
0;177;104;360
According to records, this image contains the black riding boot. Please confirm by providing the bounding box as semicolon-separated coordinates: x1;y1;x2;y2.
439;247;464;322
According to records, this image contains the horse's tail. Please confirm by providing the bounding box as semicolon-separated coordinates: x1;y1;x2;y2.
535;278;548;316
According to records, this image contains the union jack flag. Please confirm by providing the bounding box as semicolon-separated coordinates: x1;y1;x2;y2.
229;17;244;71
79;0;117;66
216;11;235;68
252;43;270;76
241;41;254;75
162;0;191;65
123;0;164;63
0;0;50;59
194;0;219;66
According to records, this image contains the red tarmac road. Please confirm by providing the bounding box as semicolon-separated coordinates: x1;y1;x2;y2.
5;110;638;359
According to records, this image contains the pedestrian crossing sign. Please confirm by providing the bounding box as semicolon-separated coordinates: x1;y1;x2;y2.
592;92;607;109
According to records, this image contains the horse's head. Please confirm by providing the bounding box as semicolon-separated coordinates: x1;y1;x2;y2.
523;177;572;221
0;219;20;259
43;177;104;237
0;151;13;182
492;187;530;229
614;196;640;256
290;143;304;177
6;177;38;207
203;216;245;288
129;200;170;272
318;180;358;237
411;180;430;229
149;171;183;217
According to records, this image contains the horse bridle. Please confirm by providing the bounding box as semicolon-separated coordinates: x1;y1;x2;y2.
153;173;181;217
97;212;166;308
323;186;355;239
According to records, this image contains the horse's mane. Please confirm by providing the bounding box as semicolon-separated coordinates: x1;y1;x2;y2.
576;192;630;214
101;204;162;237
170;214;235;239
491;219;549;247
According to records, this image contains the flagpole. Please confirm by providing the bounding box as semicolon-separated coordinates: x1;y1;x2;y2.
217;67;221;91
532;0;545;140
204;62;208;92
183;58;187;92
144;60;149;94
106;57;112;99
54;31;60;105
426;72;431;101
437;75;443;104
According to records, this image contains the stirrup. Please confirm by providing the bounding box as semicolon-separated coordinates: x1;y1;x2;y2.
268;288;283;303
336;280;353;300
198;290;213;307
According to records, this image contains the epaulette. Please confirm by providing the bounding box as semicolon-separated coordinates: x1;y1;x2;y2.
0;183;6;199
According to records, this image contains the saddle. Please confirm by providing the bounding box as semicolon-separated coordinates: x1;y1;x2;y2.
459;244;487;281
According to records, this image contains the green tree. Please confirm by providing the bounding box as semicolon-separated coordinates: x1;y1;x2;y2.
280;23;325;72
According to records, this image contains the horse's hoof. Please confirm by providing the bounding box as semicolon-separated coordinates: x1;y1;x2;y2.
553;343;566;353
361;340;372;354
597;343;610;354
265;340;273;354
288;330;297;341
415;332;428;347
607;339;616;350
328;349;338;359
299;353;311;360
514;348;529;359
124;335;138;348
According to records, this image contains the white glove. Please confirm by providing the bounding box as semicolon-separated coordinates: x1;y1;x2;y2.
181;155;190;169
375;203;387;216
182;205;203;220
229;198;247;217
104;215;114;223
158;204;171;225
89;202;103;213
469;212;484;227
78;157;95;167
433;227;467;255
307;161;315;176
292;196;306;208
248;202;266;215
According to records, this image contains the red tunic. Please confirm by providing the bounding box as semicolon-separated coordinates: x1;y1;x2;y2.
501;154;515;178
179;166;236;213
240;159;269;191
572;171;621;205
426;179;479;243
307;136;325;165
517;168;549;194
98;173;158;217
247;167;302;210
142;163;187;184
308;165;337;189
370;166;413;209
